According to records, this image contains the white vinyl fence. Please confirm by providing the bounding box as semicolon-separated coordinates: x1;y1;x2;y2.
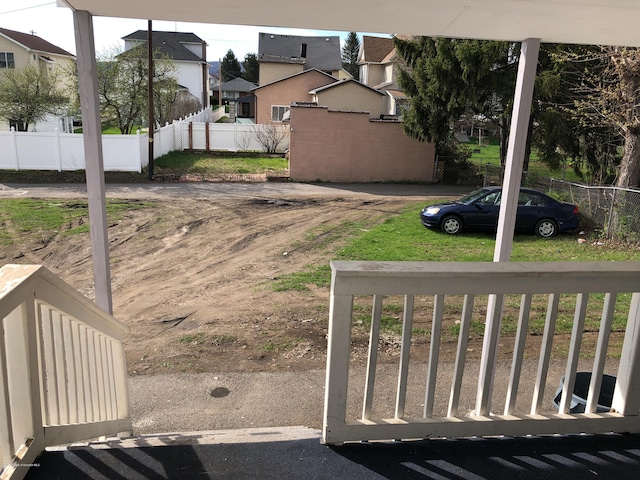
0;108;287;173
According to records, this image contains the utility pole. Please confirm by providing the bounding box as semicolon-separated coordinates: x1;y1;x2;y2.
218;58;222;109
147;20;155;180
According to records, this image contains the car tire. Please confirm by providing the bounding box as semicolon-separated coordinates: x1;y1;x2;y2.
441;215;463;235
535;218;558;238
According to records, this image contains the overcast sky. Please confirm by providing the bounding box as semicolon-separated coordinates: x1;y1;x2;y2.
0;1;372;61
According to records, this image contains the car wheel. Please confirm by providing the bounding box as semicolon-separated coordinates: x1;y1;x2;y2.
535;218;558;238
441;215;463;235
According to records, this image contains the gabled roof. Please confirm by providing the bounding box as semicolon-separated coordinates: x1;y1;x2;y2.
122;30;206;63
0;27;74;57
309;78;385;96
222;77;257;91
358;36;394;64
258;32;341;71
252;68;337;91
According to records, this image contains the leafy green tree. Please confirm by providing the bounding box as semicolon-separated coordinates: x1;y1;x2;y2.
552;46;640;187
97;47;179;133
532;45;620;183
341;32;360;79
220;49;242;82
0;63;69;131
242;53;259;84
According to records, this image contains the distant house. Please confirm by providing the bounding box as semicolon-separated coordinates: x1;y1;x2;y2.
309;79;387;119
358;35;407;116
219;77;257;119
253;69;337;124
0;27;76;132
257;32;343;85
122;30;210;109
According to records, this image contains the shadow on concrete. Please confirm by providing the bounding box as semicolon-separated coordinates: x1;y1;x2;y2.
333;433;640;479
23;432;640;480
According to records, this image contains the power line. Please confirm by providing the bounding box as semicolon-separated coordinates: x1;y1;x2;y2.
0;2;55;16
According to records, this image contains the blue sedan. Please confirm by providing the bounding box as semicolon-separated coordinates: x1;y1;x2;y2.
420;187;579;237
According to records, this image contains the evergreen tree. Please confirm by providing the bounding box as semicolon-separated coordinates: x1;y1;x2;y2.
220;49;242;82
242;53;259;84
341;32;360;79
394;36;513;154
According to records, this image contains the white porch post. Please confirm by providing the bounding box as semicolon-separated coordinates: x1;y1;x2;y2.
73;11;113;314
476;38;540;415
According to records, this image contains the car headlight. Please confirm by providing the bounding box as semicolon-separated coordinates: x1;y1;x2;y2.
424;206;441;215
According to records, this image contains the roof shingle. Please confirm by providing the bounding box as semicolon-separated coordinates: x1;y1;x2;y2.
122;30;206;62
258;32;341;71
0;27;74;57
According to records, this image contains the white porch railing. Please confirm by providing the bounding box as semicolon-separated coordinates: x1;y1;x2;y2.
323;261;640;445
0;265;131;480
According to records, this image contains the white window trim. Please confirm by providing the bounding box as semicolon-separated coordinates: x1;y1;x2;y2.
271;105;290;122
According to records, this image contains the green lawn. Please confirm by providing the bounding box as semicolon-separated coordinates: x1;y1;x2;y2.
467;137;582;182
154;151;288;175
272;202;639;338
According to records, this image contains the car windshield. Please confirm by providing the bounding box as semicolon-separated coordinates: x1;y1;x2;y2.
457;188;493;205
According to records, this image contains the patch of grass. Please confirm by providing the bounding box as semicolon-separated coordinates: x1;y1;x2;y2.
211;335;236;345
273;201;640;292
154;151;288;175
260;338;299;353
178;332;206;345
272;265;331;291
0;198;153;245
467;137;582;182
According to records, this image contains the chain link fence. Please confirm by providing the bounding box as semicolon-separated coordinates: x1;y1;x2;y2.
482;163;640;241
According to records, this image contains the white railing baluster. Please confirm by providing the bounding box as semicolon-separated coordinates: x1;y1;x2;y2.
71;322;86;424
40;307;58;425
93;333;106;421
476;294;504;416
111;342;129;421
52;312;69;425
424;295;444;418
449;295;474;417
323;293;353;445
100;336;113;420
587;293;616;413
532;294;560;414
363;295;383;420
87;330;99;422
0;309;14;463
613;292;640;415
505;294;532;415
76;325;93;422
105;339;117;420
395;295;414;419
558;293;589;413
63;319;78;425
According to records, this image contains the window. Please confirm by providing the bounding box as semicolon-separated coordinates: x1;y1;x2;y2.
271;105;290;122
0;52;15;69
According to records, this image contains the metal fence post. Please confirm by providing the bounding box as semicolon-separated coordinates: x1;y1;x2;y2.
606;188;617;238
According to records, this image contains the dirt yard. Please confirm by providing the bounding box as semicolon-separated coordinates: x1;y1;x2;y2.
2;185;456;375
1;183;607;377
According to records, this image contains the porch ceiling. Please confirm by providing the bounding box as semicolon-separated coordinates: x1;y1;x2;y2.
58;0;640;47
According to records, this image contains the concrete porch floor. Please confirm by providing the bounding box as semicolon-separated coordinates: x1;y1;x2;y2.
16;359;639;479
23;426;640;479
